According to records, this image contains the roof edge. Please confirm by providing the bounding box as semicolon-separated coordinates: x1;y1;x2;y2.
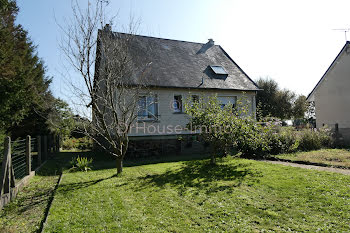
218;45;260;91
307;41;350;101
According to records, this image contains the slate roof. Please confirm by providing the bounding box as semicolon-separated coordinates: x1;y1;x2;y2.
97;30;260;91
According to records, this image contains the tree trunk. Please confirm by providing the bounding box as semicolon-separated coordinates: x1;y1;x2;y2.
116;158;123;174
210;154;216;165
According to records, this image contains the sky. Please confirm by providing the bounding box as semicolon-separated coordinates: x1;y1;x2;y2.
16;0;350;102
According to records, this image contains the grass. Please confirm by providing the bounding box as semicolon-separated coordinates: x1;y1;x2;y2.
0;154;70;233
275;148;350;168
43;152;350;232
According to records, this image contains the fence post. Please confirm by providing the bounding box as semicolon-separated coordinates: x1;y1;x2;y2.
0;136;15;196
37;136;42;166
43;135;47;160
26;135;31;175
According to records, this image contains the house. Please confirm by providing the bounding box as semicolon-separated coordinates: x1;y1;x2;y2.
307;41;350;143
94;26;260;155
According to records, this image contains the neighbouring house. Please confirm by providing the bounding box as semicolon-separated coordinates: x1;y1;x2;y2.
94;25;260;156
307;41;350;143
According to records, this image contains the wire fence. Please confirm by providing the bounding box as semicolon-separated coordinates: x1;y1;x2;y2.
0;134;60;209
0;135;59;181
11;139;27;180
30;137;39;171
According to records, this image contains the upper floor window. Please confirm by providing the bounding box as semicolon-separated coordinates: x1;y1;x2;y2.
138;95;158;120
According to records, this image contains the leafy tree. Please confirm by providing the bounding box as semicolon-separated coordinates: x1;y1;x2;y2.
293;95;307;119
46;98;75;138
256;77;299;120
255;78;279;119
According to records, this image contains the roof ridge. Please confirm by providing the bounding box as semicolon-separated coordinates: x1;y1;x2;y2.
100;29;219;46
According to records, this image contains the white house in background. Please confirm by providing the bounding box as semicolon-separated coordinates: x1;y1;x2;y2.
95;26;260;155
307;41;350;142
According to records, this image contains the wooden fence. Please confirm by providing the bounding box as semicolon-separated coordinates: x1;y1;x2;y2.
0;134;60;209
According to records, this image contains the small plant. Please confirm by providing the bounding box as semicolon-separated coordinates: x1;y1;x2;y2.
70;156;93;172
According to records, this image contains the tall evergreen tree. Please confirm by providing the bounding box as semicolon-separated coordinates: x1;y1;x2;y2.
0;0;56;137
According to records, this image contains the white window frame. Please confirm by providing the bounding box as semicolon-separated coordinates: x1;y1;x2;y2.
217;96;237;109
173;95;183;113
138;94;158;121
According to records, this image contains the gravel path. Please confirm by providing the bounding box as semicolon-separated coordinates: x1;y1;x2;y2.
263;160;350;175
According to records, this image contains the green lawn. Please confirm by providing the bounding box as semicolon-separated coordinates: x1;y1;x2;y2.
43;153;350;232
0;154;67;233
275;149;350;168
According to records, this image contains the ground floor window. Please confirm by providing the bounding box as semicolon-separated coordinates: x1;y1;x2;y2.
217;96;237;109
173;95;182;113
138;95;158;120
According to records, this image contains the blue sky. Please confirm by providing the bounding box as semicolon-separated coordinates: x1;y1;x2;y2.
16;0;350;102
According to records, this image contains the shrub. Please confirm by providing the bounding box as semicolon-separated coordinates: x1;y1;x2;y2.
70;156;93;172
298;128;333;151
62;137;93;151
185;95;271;161
267;127;299;155
232;119;270;158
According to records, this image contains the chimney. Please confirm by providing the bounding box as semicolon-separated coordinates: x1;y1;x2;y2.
104;24;111;32
208;38;214;45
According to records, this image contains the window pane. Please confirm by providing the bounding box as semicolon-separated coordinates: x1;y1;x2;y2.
173;95;182;112
218;96;236;109
147;96;156;118
138;96;147;117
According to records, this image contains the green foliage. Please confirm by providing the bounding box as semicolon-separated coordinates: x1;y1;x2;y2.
62;137;93;151
293;95;308;119
185;94;333;159
69;156;93;172
47;99;75;138
0;0;52;130
298;128;334;151
0;128;5;154
256;77;307;120
0;0;70;139
185;95;270;160
266;127;299;155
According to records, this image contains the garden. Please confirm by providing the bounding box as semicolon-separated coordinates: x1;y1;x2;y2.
1;151;350;232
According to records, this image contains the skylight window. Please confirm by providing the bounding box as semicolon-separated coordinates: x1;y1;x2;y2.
210;65;228;75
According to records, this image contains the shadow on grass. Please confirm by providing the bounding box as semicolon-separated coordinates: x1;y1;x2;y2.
58;150;211;171
57;174;119;194
48;151;261;196
136;159;262;195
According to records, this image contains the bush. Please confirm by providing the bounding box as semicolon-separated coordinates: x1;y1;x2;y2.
267;128;299;155
69;156;93;172
232;119;270;158
298;128;333;151
62;137;93;151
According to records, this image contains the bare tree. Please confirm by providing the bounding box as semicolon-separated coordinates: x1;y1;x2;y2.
59;0;153;174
